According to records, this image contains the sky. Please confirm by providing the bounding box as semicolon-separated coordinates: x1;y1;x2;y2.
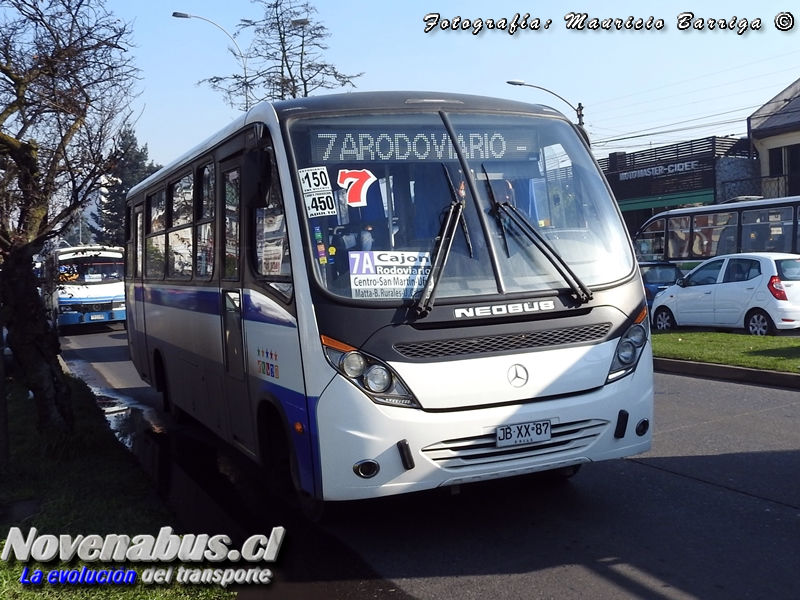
105;0;800;166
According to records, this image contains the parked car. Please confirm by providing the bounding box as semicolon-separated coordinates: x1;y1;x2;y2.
651;252;800;335
639;261;683;311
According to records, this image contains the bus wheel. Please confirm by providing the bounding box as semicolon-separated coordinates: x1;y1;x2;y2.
259;407;338;522
261;414;293;495
745;309;775;336
155;354;187;423
653;307;675;331
288;445;341;523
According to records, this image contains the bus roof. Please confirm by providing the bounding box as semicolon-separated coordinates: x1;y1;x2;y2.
270;90;563;120
53;245;123;259
128;91;568;200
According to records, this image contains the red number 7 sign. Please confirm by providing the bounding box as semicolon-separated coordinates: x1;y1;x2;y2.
337;169;377;207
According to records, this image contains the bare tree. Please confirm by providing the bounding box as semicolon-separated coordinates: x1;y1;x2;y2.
201;0;363;109
0;0;137;448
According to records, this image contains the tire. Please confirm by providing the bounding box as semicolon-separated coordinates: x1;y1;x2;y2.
745;309;775;336
155;354;187;423
289;446;340;523
653;307;676;331
260;409;338;522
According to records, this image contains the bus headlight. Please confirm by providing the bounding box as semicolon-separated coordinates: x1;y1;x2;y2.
321;335;421;409
341;352;367;378
616;340;637;364
364;365;391;393
607;310;649;383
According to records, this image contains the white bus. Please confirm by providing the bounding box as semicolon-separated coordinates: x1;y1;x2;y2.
633;195;800;270
44;245;126;331
125;91;653;516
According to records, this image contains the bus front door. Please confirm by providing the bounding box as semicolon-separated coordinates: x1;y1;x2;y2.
222;288;254;451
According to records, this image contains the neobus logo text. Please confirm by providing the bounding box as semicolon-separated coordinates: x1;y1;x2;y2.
454;301;556;319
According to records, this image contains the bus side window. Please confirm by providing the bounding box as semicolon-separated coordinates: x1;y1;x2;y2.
195;163;215;279
255;148;292;298
667;217;690;259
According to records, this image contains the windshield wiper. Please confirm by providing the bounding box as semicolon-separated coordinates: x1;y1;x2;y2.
412;165;467;318
442;167;473;259
484;169;593;304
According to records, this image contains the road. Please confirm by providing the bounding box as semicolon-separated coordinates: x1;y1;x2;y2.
61;325;800;600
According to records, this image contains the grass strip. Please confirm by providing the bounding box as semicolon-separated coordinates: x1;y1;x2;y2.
0;376;235;599
651;330;800;373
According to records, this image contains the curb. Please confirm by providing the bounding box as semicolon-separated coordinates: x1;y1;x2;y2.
653;357;800;390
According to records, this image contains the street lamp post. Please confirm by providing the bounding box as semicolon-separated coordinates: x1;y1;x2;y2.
172;11;251;110
506;79;584;127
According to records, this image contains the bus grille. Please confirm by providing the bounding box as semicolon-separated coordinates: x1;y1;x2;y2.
420;419;607;469
394;323;611;359
77;302;112;313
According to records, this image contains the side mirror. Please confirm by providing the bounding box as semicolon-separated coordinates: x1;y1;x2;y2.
676;278;685;288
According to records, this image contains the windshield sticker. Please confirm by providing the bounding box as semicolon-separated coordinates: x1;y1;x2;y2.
298;166;337;218
349;251;431;299
313;226;328;265
337;169;377;207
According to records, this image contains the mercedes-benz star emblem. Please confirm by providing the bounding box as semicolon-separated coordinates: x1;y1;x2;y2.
507;364;528;388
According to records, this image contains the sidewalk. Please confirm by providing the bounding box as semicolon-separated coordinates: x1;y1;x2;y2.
653;357;800;390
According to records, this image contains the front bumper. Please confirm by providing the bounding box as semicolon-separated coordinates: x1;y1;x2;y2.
315;344;654;501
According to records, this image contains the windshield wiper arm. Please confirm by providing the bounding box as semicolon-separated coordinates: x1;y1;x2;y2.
485;171;593;304
442;167;473;258
412;168;466;318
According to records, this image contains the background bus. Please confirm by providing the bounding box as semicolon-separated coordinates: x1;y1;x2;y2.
125;91;653;516
633;196;800;270
43;245;126;331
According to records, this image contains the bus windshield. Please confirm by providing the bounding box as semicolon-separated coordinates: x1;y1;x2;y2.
289;111;632;303
58;254;124;284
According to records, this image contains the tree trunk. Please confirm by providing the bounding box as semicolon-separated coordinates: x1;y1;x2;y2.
1;249;73;441
0;331;8;468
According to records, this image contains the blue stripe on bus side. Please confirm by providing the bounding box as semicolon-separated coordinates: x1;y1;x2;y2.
134;286;297;328
304;395;323;498
144;286;219;315
243;292;297;328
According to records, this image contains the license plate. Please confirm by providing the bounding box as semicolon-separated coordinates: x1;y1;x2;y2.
496;420;551;448
89;314;105;321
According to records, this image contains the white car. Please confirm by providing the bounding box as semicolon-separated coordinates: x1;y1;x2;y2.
651;252;800;335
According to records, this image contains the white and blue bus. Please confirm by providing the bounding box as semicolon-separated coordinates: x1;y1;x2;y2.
125;91;653;516
45;245;126;331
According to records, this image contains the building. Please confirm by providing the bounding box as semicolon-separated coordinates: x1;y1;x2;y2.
748;77;800;199
598;136;758;234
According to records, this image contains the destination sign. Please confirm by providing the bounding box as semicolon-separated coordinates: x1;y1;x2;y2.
308;128;539;164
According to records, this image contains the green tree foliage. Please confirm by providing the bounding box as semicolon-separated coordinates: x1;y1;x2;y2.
90;127;161;247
